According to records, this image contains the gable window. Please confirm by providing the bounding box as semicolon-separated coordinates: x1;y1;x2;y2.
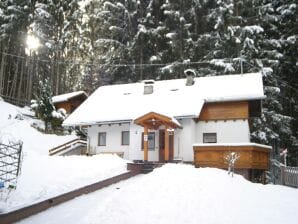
121;131;130;145
98;132;106;146
142;132;155;151
203;133;217;143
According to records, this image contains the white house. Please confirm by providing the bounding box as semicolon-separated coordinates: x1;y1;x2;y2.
63;72;268;164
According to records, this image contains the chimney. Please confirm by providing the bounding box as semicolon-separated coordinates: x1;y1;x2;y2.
143;80;155;94
184;69;196;86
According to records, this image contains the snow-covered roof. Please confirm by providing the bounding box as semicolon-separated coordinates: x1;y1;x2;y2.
52;91;88;104
63;73;265;126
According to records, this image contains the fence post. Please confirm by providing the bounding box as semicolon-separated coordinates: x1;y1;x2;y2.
280;166;285;185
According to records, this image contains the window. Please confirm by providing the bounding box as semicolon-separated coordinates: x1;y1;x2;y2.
121;131;130;145
142;132;155;151
98;132;106;146
203;133;217;143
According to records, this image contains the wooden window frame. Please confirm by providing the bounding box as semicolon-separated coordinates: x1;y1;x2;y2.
98;132;107;146
121;131;130;146
203;133;217;143
142;132;155;151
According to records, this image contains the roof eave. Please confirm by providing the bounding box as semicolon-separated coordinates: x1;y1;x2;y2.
204;95;266;103
62;119;132;127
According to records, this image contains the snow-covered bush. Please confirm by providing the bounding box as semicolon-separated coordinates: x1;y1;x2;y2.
50;108;67;131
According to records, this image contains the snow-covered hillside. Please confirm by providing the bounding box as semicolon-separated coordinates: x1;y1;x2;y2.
0;99;75;155
0;100;128;212
19;164;298;224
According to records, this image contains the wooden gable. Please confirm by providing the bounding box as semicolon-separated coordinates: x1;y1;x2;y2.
198;100;262;121
54;93;87;114
198;101;249;121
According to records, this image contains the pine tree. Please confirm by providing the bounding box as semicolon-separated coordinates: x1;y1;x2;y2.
188;0;296;155
63;0;84;91
34;79;55;133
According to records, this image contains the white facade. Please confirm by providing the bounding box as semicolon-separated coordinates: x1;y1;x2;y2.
87;118;250;162
88;123;131;156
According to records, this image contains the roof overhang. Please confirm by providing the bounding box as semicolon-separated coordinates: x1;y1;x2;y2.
62;119;132;127
204;96;266;103
134;112;182;129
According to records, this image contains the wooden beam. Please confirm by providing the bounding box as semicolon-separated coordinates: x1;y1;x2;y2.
165;126;169;161
144;126;148;161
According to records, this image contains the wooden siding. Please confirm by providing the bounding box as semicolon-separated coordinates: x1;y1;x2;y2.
193;145;270;170
198;101;249;121
55;101;72;113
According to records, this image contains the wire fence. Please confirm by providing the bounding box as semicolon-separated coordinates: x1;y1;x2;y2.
0;141;23;188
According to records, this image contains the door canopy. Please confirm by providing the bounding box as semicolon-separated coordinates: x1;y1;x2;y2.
134;112;181;129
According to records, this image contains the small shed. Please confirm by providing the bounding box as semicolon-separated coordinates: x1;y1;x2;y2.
52;91;88;114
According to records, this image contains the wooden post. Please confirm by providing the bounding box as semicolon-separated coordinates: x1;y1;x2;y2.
281;166;285;185
165;126;169;162
144;126;148;161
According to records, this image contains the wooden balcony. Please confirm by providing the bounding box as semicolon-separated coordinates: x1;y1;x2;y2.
193;143;271;170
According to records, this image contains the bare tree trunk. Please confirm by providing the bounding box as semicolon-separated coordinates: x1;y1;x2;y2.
0;49;6;95
32;58;39;99
17;56;25;104
55;51;60;95
27;55;34;101
51;58;56;93
5;59;12;96
9;52;20;98
139;1;144;81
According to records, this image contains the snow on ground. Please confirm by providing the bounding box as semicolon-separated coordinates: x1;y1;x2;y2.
18;164;298;224
0;100;74;155
0;101;128;212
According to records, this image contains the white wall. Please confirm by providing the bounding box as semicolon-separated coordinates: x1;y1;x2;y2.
196;120;250;143
87;119;250;162
174;119;197;161
88;123;130;158
128;124;159;161
87;123;160;161
173;119;250;162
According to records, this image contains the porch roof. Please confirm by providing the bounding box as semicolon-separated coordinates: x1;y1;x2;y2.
134;112;182;129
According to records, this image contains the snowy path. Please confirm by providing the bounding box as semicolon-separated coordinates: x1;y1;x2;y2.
17;175;144;224
16;164;298;224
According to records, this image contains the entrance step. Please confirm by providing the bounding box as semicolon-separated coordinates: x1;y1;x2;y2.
127;161;160;174
141;163;154;174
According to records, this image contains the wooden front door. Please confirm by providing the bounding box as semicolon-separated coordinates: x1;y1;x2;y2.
159;130;174;162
